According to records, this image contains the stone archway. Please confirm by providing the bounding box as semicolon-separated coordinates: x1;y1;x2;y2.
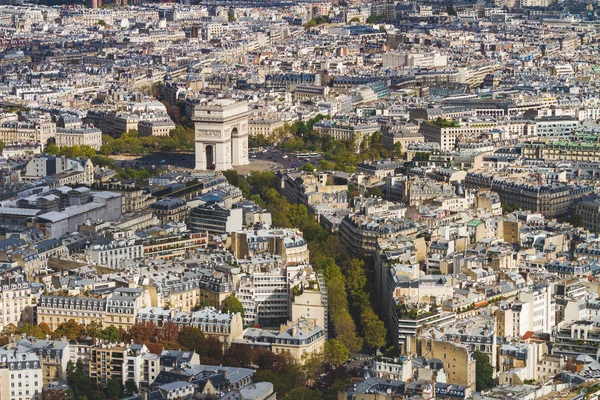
206;145;215;170
231;127;238;162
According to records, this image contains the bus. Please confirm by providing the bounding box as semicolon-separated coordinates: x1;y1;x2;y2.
296;153;320;158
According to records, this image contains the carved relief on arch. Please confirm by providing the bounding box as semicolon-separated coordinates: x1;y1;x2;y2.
196;129;222;139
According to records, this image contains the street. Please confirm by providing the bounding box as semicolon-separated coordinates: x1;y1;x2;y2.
111;149;321;173
251;148;320;171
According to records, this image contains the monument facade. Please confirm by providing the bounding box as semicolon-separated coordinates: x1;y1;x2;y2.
193;99;249;171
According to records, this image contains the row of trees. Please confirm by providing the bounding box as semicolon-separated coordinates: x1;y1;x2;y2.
223;170;389;398
2;321;120;343
99;127;194;155
45;126;194;160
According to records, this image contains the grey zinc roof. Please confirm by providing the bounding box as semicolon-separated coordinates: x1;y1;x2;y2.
238;382;273;400
183;365;254;384
158;381;194;391
0;207;42;216
37;211;69;222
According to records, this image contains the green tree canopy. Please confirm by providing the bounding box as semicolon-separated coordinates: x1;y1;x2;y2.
474;351;494;391
56;319;83;341
105;378;124;400
282;387;322;400
324;339;349;367
571;214;583;227
222;295;245;319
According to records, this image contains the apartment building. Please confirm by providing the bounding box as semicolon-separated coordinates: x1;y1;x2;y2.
383;51;447;69
142;232;208;261
149;270;235;311
149;198;188;225
138;120;175;137
0;121;56;145
0;347;42;400
339;207;416;256
89;343;151;388
171;308;243;349
238;318;325;364
0;275;34;331
495;285;556;339
10;339;70;385
248;118;284;138
314;121;379;150
278;171;349;215
24;155;94;185
289;276;327;335
419;120;495;151
55;127;102;150
465;172;594;218
37;288;145;331
229;228;310;265
523;140;600;163
413;338;476;391
534;118;578;139
87;239;144;269
237;261;290;327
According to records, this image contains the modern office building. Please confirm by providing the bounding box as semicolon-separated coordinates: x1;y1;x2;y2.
188;202;243;235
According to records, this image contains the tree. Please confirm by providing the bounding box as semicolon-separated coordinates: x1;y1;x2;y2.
97;19;106;26
301;163;316;172
228;10;236;22
105;378;124;400
201;337;225;364
283;387;322;400
366;14;385;23
157;322;180;344
369;131;382;146
21;324;46;339
224;343;254;367
146;342;164;354
349;17;360;23
324;339;349;367
334;313;363;352
67;360;96;400
392;142;403;158
223;170;250;198
45;143;60;156
474;351;494;391
124;380;137;396
222;295;245;319
39;322;53;336
301;352;324;384
102;326;120;343
0;140;5;152
85;321;103;338
3;323;18;336
571;214;583;228
446;5;457;15
177;326;205;352
127;322;157;345
361;309;387;349
365;187;383;198
42;387;72;400
324;379;350;400
56;320;83;341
